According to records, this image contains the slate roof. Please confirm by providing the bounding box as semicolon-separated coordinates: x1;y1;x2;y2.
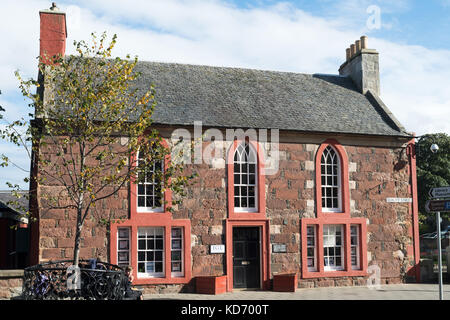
132;61;411;138
0;190;29;222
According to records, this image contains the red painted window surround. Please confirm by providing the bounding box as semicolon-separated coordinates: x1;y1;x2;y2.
225;140;270;291
110;140;192;285
315;139;350;218
301;217;367;278
301;139;367;278
227;139;266;220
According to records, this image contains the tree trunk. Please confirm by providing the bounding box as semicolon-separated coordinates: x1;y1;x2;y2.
73;206;83;266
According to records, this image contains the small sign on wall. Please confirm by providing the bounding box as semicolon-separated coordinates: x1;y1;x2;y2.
272;244;287;253
386;198;412;203
210;244;225;254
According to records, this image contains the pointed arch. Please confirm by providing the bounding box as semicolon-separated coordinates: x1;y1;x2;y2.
315;139;350;218
227;139;266;219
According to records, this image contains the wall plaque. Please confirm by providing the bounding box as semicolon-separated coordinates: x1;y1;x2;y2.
272;244;287;253
210;244;225;254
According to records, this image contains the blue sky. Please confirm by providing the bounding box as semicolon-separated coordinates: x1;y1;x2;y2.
0;0;449;189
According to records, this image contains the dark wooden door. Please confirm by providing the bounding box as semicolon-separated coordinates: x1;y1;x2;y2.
232;227;260;289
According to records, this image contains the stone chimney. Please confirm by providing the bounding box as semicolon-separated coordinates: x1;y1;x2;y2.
339;36;380;96
39;3;67;64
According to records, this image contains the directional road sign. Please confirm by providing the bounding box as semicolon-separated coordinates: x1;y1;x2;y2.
425;199;450;213
429;186;450;199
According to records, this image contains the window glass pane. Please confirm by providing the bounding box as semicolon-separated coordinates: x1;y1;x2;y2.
137;151;163;211
323;225;344;270
171;251;181;261
172;262;181;272
155;251;163;261
138;227;165;277
233;142;258;211
172;228;181;238
146;251;154;261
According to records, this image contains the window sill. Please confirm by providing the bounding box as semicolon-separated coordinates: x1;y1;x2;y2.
302;269;367;279
234;208;259;213
133;276;191;285
136;208;165;213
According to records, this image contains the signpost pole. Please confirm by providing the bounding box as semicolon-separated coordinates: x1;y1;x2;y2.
436;211;443;300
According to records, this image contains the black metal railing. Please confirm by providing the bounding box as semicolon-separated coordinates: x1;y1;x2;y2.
21;260;129;300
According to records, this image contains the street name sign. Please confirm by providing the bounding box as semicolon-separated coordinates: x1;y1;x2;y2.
429;186;450;199
386;198;412;203
425;199;450;213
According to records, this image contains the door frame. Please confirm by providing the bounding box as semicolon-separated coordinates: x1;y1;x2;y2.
225;219;270;292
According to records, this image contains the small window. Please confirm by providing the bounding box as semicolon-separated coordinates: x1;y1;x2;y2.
137;151;164;212
233;142;258;212
137;227;164;278
171;227;184;277
323;225;344;271
321;146;341;212
350;225;360;270
117;227;130;269
306;225;317;272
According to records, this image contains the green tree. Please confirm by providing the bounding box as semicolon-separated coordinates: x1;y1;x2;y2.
416;133;450;232
1;32;194;266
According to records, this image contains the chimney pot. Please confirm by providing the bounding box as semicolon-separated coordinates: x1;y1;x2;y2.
360;35;368;49
350;44;356;57
50;2;59;11
355;40;361;52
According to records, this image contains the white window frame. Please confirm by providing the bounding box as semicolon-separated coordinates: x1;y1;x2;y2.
323;225;344;271
350;225;360;270
233;142;258;213
117;227;130;268
306;225;317;272
320;146;342;213
137;227;165;278
136;151;164;213
171;227;184;277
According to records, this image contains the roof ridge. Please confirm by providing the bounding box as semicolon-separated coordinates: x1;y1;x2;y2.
136;60;323;77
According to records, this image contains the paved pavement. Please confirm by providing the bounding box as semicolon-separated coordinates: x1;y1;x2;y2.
143;283;450;300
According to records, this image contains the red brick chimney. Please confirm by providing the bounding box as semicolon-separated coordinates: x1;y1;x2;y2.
39;2;67;64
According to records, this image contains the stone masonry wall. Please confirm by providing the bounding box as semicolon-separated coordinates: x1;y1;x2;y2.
34;136;415;291
0;270;23;299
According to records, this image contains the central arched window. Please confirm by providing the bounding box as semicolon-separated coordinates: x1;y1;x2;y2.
233;142;258;212
136;151;164;212
320;145;341;212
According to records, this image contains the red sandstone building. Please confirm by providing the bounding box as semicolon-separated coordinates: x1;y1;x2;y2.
28;5;420;294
